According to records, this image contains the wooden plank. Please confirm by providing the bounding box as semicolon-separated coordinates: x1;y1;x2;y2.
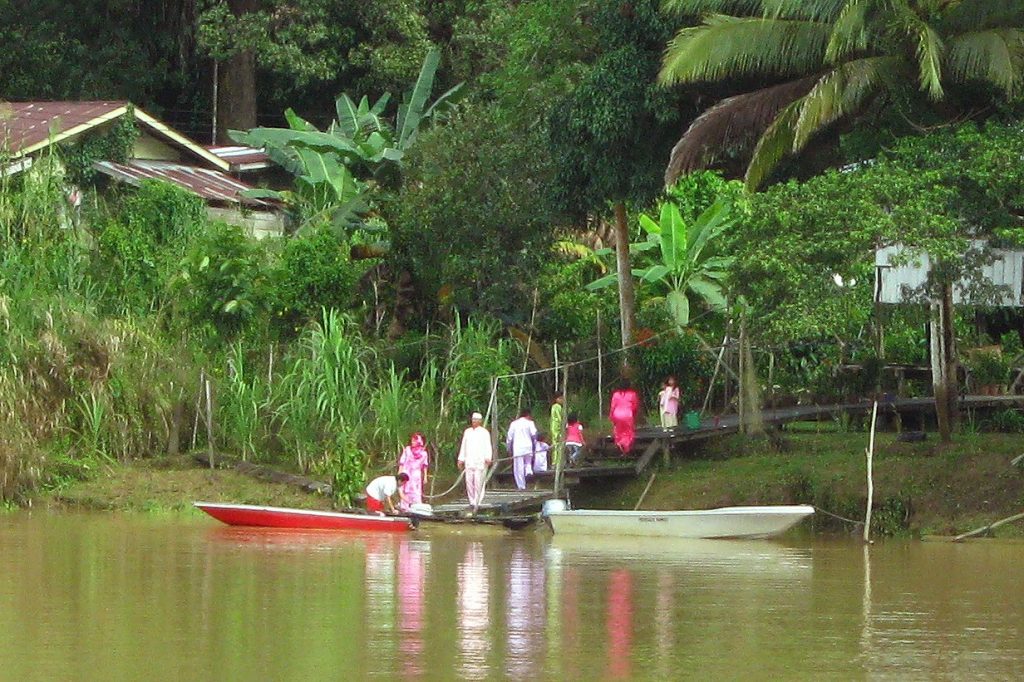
633;438;663;475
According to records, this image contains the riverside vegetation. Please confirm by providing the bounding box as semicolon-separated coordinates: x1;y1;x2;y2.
3;1;1024;539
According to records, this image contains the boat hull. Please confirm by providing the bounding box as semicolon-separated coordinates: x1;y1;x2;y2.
194;502;414;532
546;505;814;539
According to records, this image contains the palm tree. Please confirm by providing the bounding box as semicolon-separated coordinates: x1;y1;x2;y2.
659;0;1024;189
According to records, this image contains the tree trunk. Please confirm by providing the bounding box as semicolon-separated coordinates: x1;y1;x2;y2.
215;0;258;141
941;282;959;434
931;283;959;443
612;202;635;362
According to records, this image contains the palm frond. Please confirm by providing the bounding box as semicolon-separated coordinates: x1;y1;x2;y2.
941;0;1024;33
742;98;801;190
825;0;875;63
660;16;831;85
892;4;945;99
792;56;897;149
945;29;1024;96
662;0;845;21
665;76;817;185
662;0;767;17
759;0;847;21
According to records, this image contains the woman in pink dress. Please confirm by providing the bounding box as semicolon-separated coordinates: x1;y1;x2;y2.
609;379;640;454
398;432;429;510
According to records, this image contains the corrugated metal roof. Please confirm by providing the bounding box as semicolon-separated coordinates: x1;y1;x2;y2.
94;160;274;208
206;145;272;170
0;101;127;155
0;101;230;171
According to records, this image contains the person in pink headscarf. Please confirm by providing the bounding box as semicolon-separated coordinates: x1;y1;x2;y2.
609;378;640;454
398;432;429;511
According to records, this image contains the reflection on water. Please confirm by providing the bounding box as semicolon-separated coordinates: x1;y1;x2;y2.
1;515;1024;680
606;569;633;679
397;540;428;680
456;542;489;679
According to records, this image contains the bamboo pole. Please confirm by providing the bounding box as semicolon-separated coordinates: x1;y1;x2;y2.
953;511;1024;541
205;377;215;470
517;289;540;412
864;400;878;543
702;329;730;415
484;377;500;488
633;472;657;510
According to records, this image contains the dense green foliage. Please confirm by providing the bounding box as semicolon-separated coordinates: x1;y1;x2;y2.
3;1;1024;502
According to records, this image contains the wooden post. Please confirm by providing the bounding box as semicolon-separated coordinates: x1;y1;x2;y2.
738;316;746;434
484;377;500;488
211;61;219;144
931;288;957;443
268;344;274;385
864;400;878;543
941;283;959;433
205;377;215;470
555;365;568;494
553;340;560;393
597;310;604;418
192;370;204;451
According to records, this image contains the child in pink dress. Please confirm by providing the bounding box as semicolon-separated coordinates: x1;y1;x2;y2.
658;376;681;429
565;414;585;467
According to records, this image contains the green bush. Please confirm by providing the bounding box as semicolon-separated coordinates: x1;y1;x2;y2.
172;221;268;341
986;408;1024;433
633;330;710;408
536;256;615;344
96;181;205;313
267;225;363;337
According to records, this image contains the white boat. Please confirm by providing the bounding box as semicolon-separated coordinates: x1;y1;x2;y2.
545;505;814;539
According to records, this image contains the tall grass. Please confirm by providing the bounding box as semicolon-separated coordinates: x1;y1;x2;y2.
220;342;264;461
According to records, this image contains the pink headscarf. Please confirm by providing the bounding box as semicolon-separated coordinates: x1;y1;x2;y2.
402;432;428;466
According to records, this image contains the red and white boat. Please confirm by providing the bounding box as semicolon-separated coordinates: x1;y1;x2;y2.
194;502;415;532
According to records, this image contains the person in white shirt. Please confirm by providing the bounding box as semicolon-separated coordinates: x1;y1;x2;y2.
365;472;409;514
458;412;493;513
506;409;538;490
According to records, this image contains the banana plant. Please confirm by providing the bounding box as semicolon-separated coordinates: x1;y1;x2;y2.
229;47;462;235
587;198;735;327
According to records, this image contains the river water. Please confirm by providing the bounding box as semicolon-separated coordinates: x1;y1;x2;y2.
1;513;1021;680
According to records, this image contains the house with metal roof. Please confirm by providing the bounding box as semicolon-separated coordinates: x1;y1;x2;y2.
0;101;283;238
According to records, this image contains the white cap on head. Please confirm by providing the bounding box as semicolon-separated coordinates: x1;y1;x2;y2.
471;412;483;421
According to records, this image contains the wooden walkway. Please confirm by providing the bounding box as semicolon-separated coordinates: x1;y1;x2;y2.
495;394;1024;486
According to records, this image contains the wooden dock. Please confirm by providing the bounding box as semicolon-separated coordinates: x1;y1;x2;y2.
431;488;557;517
496;394;1024;486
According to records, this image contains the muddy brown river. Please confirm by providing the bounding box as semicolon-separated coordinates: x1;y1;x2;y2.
1;513;1021;679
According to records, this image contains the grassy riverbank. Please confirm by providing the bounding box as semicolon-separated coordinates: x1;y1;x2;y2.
35;429;1024;538
39;454;338;514
578;428;1024;537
